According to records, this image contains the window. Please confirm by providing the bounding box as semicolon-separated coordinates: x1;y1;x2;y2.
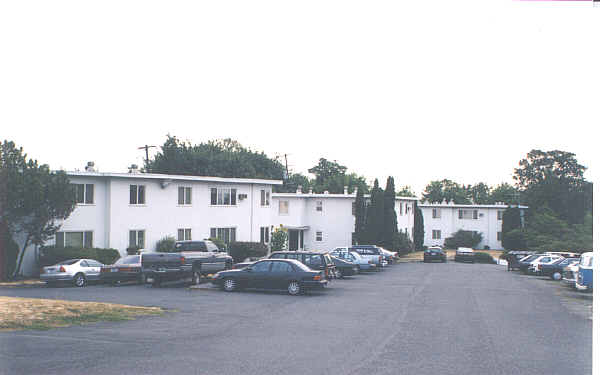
178;228;192;241
210;227;236;243
210;188;237;206
398;202;403;216
497;232;502;241
271;261;293;273
260;189;270;206
55;231;93;248
178;187;192;205
279;200;289;215
130;185;146;205
497;210;503;220
352;202;356;216
432;230;441;240
252;261;271;272
458;209;478;220
432;208;441;219
74;184;94;204
316;231;323;242
316;201;323;212
305;254;324;267
129;230;145;248
260;227;270;244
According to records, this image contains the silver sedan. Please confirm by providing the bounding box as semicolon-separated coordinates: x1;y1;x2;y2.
40;258;104;287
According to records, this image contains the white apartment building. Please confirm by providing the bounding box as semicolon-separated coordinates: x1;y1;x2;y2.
271;187;418;252
18;169;281;276
419;201;527;250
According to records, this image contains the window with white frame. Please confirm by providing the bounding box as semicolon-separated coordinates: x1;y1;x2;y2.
210;227;236;243
398;202;403;216
210;188;237;206
279;200;289;215
260;189;270;206
316;231;323;242
316;201;323;212
130;185;146;205
458;209;478;220
178;228;192;241
55;231;93;248
497;210;503;220
129;230;145;248
178;187;192;205
260;227;270;244
74;184;94;204
432;230;441;240
432;208;441;219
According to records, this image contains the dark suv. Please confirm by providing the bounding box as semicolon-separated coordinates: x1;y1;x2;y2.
268;251;337;280
424;247;447;263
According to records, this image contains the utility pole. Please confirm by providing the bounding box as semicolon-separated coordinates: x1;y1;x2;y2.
284;154;289;181
138;145;156;167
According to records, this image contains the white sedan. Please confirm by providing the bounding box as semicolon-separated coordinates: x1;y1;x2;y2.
40;258;104;287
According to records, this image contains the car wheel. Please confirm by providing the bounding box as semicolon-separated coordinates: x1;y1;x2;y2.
288;280;301;296
152;277;161;288
335;269;342;279
192;269;202;285
139;273;147;285
223;278;236;292
73;273;86;287
552;272;562;281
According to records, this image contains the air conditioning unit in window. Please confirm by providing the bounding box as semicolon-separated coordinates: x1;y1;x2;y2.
479;213;484;217
238;193;248;200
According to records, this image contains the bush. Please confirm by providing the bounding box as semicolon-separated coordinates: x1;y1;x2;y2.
271;228;288;252
473;252;496;264
126;246;142;255
444;230;483;249
155;236;176;252
392;232;413;256
39;246;120;267
208;237;227;251
228;242;268;263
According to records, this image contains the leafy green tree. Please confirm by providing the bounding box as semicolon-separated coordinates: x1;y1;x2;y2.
396;185;416;197
413;207;425;251
502;229;527;251
467;182;491;204
146;135;285;180
365;179;384;244
308;158;347;186
501;207;522;250
353;186;367;245
155;236;176;252
270;227;288;251
276;173;311;193
306;158;368;194
381;177;399;250
0;141;76;279
489;183;520;205
421;179;470;204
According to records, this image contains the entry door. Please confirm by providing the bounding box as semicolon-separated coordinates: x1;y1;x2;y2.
289;230;299;251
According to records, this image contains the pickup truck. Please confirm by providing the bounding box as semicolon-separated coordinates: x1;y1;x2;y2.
142;240;234;287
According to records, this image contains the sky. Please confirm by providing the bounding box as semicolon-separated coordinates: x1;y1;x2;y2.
0;0;598;197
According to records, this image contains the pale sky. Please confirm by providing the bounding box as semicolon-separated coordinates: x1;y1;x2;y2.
1;0;597;197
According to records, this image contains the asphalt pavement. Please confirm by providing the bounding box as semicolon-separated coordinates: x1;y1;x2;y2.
0;262;593;375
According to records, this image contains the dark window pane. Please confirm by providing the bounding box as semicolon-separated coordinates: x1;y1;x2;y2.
261;190;265;206
138;186;145;204
75;184;84;203
231;189;236;205
130;185;137;204
231;228;236;242
211;188;217;205
138;230;145;248
210;228;216;238
178;229;184;241
55;232;64;248
260;228;264;243
223;190;230;205
178;187;184;205
185;187;192;204
85;184;94;204
129;231;136;247
84;231;93;248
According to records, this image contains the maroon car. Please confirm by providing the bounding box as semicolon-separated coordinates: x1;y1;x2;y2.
100;255;144;285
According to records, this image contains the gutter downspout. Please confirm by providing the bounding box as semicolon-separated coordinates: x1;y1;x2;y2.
250;184;254;242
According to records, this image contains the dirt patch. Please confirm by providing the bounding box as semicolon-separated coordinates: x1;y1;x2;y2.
0;296;163;331
0;279;45;287
399;249;504;262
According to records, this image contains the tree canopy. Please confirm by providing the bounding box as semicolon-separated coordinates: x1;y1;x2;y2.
421;179;519;205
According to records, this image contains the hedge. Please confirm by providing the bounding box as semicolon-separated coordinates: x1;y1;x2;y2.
473;252;496;264
228;242;268;263
39;246;121;267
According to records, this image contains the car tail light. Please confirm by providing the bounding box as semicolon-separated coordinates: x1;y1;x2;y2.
59;266;66;272
313;275;321;281
180;256;186;265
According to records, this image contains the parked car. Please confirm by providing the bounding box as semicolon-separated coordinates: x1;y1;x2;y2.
576;252;593;292
517;254;546;273
142;240;233;287
268;251;337;280
379;248;397;264
100;255;144;285
348;246;385;269
505;251;536;271
528;255;564;275
539;257;579;281
41;258;104;287
329;256;359;278
330;249;376;272
424;247;447;263
211;259;327;295
562;262;580;287
454;247;474;263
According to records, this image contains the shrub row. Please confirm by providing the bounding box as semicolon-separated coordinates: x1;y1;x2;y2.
228;242;268;263
39;246;121;267
473;252;496;264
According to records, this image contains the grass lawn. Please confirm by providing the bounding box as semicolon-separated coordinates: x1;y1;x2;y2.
0;296;164;331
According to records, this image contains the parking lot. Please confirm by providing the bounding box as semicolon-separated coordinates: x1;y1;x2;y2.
0;261;592;375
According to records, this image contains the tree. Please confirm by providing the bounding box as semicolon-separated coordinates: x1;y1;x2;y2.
275;173;311;193
413;207;425;251
381;177;399;250
271;227;288;252
501;207;522;250
308;158;347;186
353;186;367;245
365;179;384;244
396;185;416;198
0;141;76;278
421;179;470;204
307;158;368;194
467;182;491;204
489;183;520;205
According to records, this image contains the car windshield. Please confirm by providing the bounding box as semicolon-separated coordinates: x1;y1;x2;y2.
58;259;80;265
115;256;140;265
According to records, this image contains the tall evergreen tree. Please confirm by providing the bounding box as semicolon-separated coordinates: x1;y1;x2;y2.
365;179;384;245
413;207;425;251
501;206;524;250
382;177;398;249
353;186;367;244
